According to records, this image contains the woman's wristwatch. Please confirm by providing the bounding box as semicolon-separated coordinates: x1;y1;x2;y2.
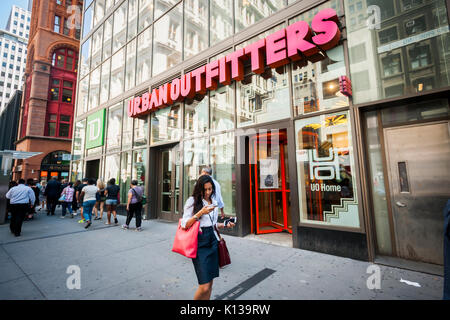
193;214;200;221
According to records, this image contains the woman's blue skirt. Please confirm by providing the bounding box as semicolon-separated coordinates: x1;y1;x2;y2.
192;226;219;285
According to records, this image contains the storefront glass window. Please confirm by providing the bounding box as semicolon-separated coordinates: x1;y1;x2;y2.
77;75;89;116
80;38;90;78
184;96;209;138
152;3;182;76
154;0;179;20
110;48;125;98
210;84;234;133
88;66;100;110
234;0;286;32
122;98;134;149
125;39;136;91
120;151;132;203
100;59;111;104
184;0;208;59
133;117;148;147
106;103;123;152
128;0;138;41
82;4;93;38
364;111;392;255
210;132;236;216
151;104;181;144
294;111;360;228
91;25;103;69
291;44;349;116
112;1;127;53
345;0;450;104
183;138;208;204
138;0;154;33
103;15;113;61
381;99;450;126
132;148;147;190
104;153;121;184
73;119;86;157
210;0;233;46
71;160;83;183
94;0;105;26
136;26;152;85
237;66;290;128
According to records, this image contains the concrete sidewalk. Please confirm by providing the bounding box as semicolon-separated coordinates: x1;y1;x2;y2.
0;208;444;300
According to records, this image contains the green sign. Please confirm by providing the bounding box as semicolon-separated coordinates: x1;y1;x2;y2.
85;109;105;149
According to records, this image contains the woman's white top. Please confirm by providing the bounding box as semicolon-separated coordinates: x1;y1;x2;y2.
181;196;220;241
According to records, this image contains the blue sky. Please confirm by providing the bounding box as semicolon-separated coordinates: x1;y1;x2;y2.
0;0;30;30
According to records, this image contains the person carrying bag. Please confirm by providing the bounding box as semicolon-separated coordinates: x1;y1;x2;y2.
173;175;234;300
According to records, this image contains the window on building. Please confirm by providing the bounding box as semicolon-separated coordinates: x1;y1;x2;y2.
47;114;57;136
56;0;63;5
54;15;61;33
382;53;402;76
405;16;426;36
50;79;60;100
379;26;398;45
59;115;71;137
409;45;431;69
52;48;78;72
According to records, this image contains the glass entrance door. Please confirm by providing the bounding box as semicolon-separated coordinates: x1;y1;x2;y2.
250;129;292;234
158;144;181;221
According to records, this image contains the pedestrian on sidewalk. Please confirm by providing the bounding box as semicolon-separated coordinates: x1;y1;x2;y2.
26;178;40;220
37;180;47;212
72;180;81;215
6;179;36;237
104;178;120;225
181;175;235;300
61;182;75;218
6;181;18;221
76;178;88;223
45;177;61;216
93;179;106;220
201;167;226;219
80;179;98;229
122;180;144;231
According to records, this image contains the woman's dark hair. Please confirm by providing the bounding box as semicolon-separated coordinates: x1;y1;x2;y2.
192;175;216;215
68;182;73;188
74;180;81;188
108;178;116;185
27;178;35;186
131;180;138;186
88;178;96;185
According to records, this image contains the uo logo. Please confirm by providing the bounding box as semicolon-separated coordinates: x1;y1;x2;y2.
66;265;81;290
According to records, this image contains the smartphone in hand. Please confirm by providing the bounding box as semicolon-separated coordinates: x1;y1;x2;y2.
224;217;237;227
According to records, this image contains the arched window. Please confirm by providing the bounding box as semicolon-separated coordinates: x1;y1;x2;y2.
52;48;78;72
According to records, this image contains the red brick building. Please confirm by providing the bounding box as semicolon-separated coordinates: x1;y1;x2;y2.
13;0;83;181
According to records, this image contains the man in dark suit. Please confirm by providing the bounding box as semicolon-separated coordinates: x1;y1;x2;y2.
45;177;62;216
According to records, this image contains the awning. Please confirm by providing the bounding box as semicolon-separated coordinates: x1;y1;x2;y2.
0;150;43;159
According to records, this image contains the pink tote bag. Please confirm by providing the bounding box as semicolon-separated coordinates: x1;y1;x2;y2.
172;219;200;258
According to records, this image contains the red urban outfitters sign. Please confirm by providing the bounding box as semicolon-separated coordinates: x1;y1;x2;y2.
128;8;341;118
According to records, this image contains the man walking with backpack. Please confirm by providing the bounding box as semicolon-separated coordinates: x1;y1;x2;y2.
122;180;144;231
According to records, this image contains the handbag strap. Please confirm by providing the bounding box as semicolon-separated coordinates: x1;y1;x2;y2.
207;209;222;241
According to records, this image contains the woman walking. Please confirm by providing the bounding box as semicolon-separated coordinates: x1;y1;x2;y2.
72;180;81;215
181;175;235;300
122;180;144;231
38;180;47;212
80;179;98;229
104;178;120;225
61;182;75;218
93;179;106;220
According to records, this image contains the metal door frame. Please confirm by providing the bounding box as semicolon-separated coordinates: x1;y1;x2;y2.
249;130;292;235
156;143;180;221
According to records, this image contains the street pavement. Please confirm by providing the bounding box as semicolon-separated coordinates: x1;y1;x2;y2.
0;207;444;300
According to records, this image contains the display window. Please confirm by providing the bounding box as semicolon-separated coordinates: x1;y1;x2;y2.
295;111;360;228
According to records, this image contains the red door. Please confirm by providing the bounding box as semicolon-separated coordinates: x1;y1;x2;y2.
250;130;292;234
